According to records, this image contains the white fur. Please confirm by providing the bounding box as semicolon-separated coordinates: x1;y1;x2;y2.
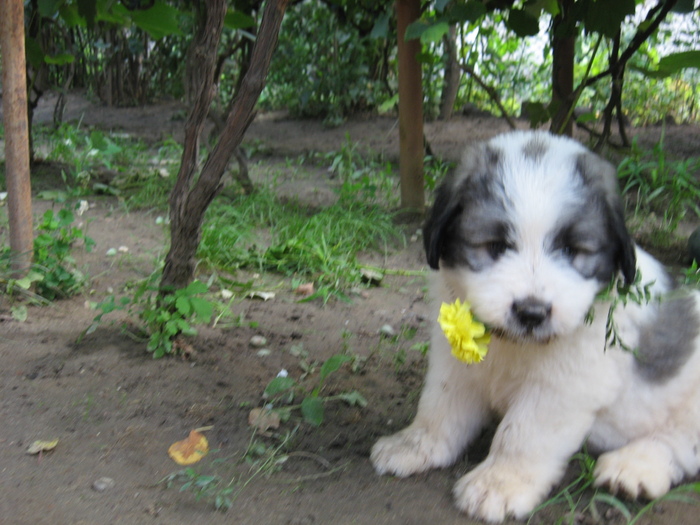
370;131;700;522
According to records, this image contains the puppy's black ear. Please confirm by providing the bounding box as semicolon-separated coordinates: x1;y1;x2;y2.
423;181;461;270
609;203;637;285
577;152;637;285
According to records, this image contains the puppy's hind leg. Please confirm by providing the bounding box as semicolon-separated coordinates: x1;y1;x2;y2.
594;432;700;500
371;334;489;477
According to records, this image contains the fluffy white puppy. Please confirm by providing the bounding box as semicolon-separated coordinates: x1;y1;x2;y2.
371;130;700;522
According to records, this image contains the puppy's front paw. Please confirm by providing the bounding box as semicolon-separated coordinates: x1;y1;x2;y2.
371;426;454;477
453;462;547;523
594;444;675;499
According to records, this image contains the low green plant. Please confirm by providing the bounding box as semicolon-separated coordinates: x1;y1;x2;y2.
618;134;700;232
262;353;367;427
325;135;397;206
32;206;94;300
683;260;700;286
87;277;214;358
594;272;655;354
199;185;404;302
163;428;298;512
529;451;700;524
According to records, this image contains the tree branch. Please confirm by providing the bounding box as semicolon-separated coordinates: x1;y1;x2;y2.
459;63;517;129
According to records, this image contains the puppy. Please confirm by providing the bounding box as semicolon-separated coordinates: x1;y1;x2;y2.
371;131;700;522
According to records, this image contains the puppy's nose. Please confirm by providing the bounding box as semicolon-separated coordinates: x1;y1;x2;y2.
512;298;551;330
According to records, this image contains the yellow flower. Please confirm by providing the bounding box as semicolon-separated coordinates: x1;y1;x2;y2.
437;299;490;364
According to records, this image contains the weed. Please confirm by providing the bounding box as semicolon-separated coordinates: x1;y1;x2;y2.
529;451;700;524
683;260;700;286
86;276;215;358
1;204;94;302
262;353;367;427
32;207;95;299
325;135;398;206
199;186;404;302
163;429;297;512
618;134;700;232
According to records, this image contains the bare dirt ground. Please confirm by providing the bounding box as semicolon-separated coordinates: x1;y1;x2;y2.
1;92;700;525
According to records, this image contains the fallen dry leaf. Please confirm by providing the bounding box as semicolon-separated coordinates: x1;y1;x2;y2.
248;407;281;432
168;430;209;465
26;439;59;455
294;282;315;296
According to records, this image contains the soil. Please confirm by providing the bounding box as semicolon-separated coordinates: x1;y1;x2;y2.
1;92;699;525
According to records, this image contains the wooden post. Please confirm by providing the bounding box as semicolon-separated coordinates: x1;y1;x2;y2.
396;0;424;213
1;0;34;276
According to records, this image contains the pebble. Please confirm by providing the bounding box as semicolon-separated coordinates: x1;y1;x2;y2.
250;335;267;347
92;477;115;492
379;324;396;337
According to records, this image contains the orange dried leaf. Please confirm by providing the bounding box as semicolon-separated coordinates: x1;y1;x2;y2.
168;430;209;465
294;282;315;296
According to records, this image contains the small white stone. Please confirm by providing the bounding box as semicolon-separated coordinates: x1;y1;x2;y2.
92;477;115;492
250;335;268;347
379;324;396;337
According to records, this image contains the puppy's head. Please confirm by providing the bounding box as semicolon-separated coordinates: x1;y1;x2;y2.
424;131;636;342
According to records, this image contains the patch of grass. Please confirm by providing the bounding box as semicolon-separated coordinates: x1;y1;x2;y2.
199;186;405;301
618;133;700;233
1;203;94;303
163;429;298;512
529;451;700;524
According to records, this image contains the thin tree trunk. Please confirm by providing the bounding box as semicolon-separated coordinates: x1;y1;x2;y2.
396;0;424;212
438;24;460;121
1;0;34;277
161;0;288;291
550;0;575;136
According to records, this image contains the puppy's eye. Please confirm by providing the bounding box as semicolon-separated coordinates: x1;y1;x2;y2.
560;244;577;258
486;240;509;259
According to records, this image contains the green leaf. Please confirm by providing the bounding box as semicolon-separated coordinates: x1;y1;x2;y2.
183;280;208;295
11;305;28;322
507;9;540;37
224;9;255;30
25;37;45;69
38;0;62;17
658;51;700;74
189;297;213;323
420;22;450;44
448;1;487;23
672;0;696;13
435;0;450;12
583;0;635;38
369;10;391;39
337;390;368;408
129;0;184;39
175;296;192;316
319;354;351;382
77;0;97;28
264;376;296;397
301;396;324;426
58;4;85;28
404;20;429;41
44;52;75;65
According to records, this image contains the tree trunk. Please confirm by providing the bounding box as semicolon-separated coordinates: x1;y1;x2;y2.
550;0;575;136
438;24;460;120
396;0;424;212
1;0;34;277
160;0;288;291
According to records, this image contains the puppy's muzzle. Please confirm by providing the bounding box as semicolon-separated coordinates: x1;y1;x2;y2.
512;297;552;331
